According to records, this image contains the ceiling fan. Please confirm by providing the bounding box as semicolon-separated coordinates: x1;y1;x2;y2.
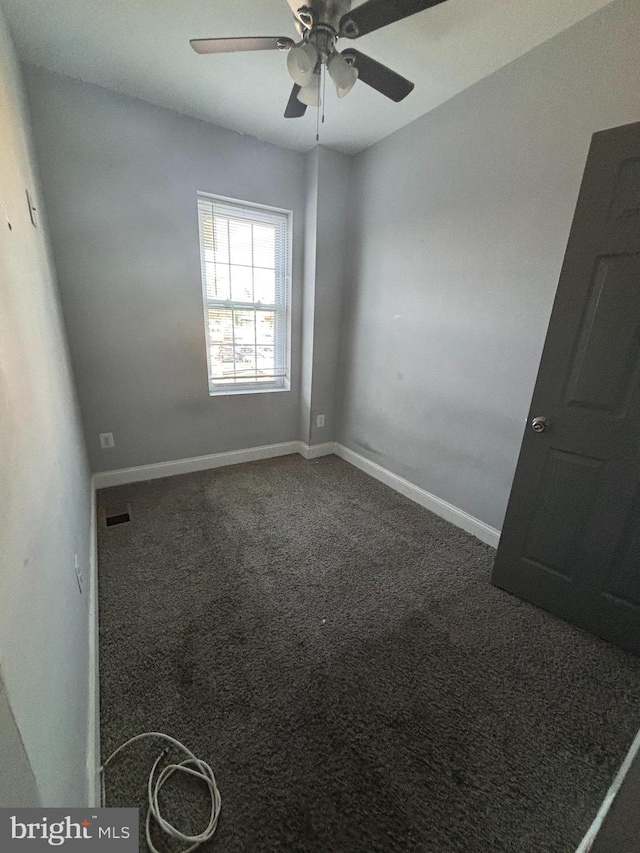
190;0;448;118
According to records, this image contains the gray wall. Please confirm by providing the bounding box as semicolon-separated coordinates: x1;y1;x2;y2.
308;147;351;446
0;674;39;807
300;149;319;446
300;147;351;446
24;66;307;472
0;4;92;805
338;0;640;531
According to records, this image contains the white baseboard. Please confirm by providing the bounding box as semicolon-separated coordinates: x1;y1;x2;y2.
333;444;501;548
93;441;302;489
86;477;100;806
575;727;640;852
94;439;500;547
299;441;337;460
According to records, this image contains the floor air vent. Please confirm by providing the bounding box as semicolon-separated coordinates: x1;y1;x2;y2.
102;504;132;528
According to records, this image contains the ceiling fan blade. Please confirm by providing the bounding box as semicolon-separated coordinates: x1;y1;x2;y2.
340;0;448;39
285;85;307;118
190;36;294;54
342;49;414;102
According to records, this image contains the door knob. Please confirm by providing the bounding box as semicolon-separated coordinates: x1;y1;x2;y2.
531;416;551;433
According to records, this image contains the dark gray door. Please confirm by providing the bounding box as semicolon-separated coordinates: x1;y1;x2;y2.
492;121;640;655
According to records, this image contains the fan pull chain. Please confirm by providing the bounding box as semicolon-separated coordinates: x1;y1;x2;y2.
316;70;321;142
322;62;327;125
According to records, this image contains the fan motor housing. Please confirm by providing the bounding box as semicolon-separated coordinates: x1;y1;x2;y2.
287;0;352;31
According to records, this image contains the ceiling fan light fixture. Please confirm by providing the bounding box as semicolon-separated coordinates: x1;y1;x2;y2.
191;0;435;119
328;51;359;98
286;42;318;87
296;73;322;107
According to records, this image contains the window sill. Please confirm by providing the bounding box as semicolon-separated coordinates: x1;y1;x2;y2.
208;384;290;398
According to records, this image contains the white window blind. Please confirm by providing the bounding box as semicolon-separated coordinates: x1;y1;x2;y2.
197;194;291;394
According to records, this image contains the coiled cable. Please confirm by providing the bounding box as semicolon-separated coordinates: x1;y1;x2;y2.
100;732;221;853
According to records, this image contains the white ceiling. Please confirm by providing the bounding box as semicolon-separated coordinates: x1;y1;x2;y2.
3;0;617;154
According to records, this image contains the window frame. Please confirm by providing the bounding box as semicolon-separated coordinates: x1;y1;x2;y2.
197;192;292;397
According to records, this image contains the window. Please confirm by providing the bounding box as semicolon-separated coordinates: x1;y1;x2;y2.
197;193;291;395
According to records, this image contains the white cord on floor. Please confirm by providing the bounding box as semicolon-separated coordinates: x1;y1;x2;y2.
100;732;221;853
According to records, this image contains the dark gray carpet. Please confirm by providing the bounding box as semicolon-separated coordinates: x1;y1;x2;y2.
98;454;640;853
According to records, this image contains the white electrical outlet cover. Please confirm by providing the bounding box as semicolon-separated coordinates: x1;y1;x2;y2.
99;432;115;449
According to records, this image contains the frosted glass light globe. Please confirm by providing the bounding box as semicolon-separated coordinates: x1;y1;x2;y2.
328;52;358;98
296;73;322;107
287;42;318;88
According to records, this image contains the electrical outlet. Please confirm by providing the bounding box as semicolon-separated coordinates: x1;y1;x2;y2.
99;432;115;449
316;414;325;428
